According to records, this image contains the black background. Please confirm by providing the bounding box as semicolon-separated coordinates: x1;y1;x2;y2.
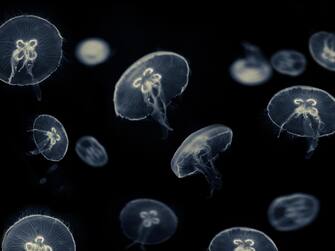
0;1;333;251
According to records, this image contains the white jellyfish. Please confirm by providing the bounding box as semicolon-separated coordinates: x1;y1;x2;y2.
171;124;233;195
271;50;307;76
75;136;108;167
75;38;111;66
267;85;335;156
2;214;76;251
268;193;320;231
113;51;190;135
230;43;272;86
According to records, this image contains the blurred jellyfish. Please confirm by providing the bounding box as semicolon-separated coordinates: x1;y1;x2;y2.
75;136;108;167
2;214;76;251
271;50;307;76
267;85;335;156
209;227;278;251
268;193;319;231
113;51;190;135
171;124;233;194
120;198;178;248
29;114;69;162
75;38;110;66
230;43;272;86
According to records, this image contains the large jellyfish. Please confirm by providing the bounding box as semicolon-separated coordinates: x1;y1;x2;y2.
113;51;190;135
30;114;69;162
75;136;108;167
271;50;307;76
267;85;335;156
268;193;320;231
75;38;110;66
120;198;178;249
208;227;278;251
2;214;76;251
171;124;233;194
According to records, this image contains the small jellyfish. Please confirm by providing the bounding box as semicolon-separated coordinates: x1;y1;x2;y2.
268;193;320;231
2;214;76;251
113;51;190;135
75;38;111;66
267;85;335;156
271;50;307;76
230;43;272;86
171;124;233;194
120;198;178;248
208;227;278;251
75;136;108;167
29;114;69;162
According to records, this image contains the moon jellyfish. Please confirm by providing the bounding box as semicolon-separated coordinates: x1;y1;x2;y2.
230;43;272;86
2;214;76;251
268;193;319;231
120;198;178;248
75;136;108;167
171;124;233;194
30;114;69;162
267;85;335;156
113;51;190;134
75;38;110;66
208;227;278;251
271;50;307;76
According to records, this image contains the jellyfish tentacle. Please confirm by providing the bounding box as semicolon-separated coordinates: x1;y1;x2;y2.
29;137;52;155
277;111;300;137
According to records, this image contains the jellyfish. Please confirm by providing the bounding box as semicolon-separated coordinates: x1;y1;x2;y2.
75;38;111;66
171;124;233;194
271;50;307;76
267;85;335;156
75;136;108;167
268;193;319;231
208;227;278;251
309;31;335;71
2;214;76;251
120;198;178;248
29;114;69;162
113;51;190;135
230;43;272;86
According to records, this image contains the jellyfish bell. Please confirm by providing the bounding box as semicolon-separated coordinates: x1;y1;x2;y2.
271;50;307;77
75;38;110;66
75;136;108;167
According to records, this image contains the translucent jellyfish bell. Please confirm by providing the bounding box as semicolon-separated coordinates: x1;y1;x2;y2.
271;50;307;76
75;136;108;167
2;214;76;251
75;38;110;66
113;51;190;134
208;227;278;251
171;124;233;194
30;114;69;162
267;85;335;156
120;198;178;248
268;193;320;231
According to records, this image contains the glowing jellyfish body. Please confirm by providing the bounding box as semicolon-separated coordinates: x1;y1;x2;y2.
171;124;233;194
267;86;335;156
113;51;190;133
209;227;278;251
75;38;110;66
31;114;69;162
2;214;76;251
120;198;178;247
230;43;272;86
271;50;307;76
268;193;319;231
75;136;108;167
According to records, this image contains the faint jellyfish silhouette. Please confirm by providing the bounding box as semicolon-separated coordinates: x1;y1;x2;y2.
75;136;108;167
271;50;307;76
2;214;76;251
171;124;233;195
208;227;278;251
267;85;335;157
268;193;320;231
75;38;110;66
113;51;190;135
230;43;272;86
29;114;69;162
120;198;178;249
